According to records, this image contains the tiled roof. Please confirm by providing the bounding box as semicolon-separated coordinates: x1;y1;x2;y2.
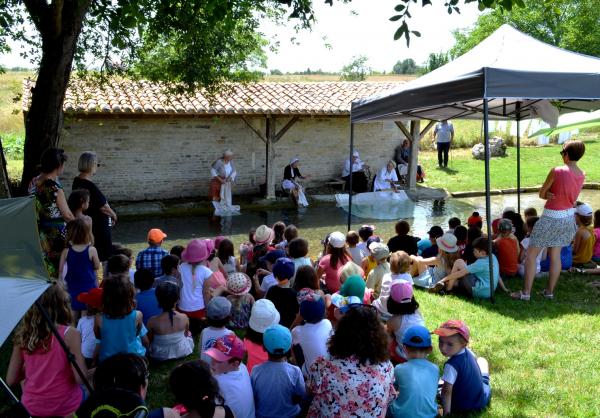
22;79;404;116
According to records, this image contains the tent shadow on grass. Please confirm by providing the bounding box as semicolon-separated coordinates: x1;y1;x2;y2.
416;273;600;322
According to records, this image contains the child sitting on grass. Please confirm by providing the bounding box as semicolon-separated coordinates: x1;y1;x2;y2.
199;296;233;363
372;251;413;319
204;334;256;418
76;288;103;367
387;220;418;255
387;281;425;362
362;236;382;277
519;216;542;277
593;209;600;263
266;258;299;328
288;238;312;284
366;243;391;299
244;299;281;373
430;237;501;298
434;320;491;416
411;233;461;289
251;324;306;418
357;224;375;256
134;268;161;326
346;230;363;264
387;325;439;418
467;211;483;229
572;203;596;266
147;281;194;361
136;228;169;277
493;219;520;278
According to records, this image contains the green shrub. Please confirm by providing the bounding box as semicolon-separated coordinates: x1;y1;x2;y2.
1;132;24;159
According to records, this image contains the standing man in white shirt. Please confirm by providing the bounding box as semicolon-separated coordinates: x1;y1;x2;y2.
342;151;369;193
433;120;454;168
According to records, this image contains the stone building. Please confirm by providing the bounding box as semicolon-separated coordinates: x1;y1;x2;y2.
23;79;407;201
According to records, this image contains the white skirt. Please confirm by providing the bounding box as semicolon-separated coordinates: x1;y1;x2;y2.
149;331;194;361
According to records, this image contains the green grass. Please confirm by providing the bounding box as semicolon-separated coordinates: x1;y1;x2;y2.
125;274;600;417
419;137;600;193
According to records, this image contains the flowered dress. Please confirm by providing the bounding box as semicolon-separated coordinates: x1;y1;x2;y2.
307;355;396;417
227;294;254;329
29;177;67;277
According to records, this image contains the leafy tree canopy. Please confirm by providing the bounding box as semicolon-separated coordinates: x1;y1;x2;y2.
392;58;418;74
450;0;600;58
423;51;449;73
340;55;370;81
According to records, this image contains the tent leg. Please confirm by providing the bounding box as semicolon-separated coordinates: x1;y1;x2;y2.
483;100;495;303
347;123;355;231
516;102;521;213
35;301;93;393
0;377;30;417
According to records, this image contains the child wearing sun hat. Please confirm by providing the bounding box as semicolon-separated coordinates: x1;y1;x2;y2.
244;299;281;373
434;319;491;416
386;281;425;362
251;324;306;418
225;272;255;330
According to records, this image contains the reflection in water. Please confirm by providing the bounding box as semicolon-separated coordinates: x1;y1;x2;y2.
113;190;600;258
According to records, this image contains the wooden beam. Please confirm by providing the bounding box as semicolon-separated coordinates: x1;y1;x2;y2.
394;121;413;141
274;116;299;143
408;120;421;192
265;116;277;199
241;115;266;143
419;120;436;140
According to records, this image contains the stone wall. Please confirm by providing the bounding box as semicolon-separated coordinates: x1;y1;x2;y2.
59;115;404;201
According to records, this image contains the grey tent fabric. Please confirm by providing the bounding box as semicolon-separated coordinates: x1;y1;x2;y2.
0;196;50;346
352;25;600;123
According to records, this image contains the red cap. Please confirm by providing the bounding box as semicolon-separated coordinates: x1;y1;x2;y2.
433;319;470;342
203;334;245;362
76;288;103;309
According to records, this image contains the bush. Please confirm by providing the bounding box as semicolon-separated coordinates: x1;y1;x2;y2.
1;132;24;159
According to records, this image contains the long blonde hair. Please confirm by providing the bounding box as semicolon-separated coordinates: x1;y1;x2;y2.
14;283;72;353
439;249;461;273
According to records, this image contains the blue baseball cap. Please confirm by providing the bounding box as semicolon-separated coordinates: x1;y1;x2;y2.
272;257;295;280
259;249;286;264
263;324;292;355
402;325;432;348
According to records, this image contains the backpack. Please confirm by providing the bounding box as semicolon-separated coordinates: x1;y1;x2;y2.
75;388;149;418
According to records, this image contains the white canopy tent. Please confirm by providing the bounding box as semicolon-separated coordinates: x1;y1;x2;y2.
349;25;600;301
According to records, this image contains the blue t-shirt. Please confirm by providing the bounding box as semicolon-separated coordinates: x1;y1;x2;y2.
251;361;306;418
135;289;161;325
466;255;499;299
388;358;439;418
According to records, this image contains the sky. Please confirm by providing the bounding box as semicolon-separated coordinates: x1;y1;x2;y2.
0;1;482;73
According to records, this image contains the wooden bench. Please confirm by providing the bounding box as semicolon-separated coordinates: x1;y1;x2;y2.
326;178;346;191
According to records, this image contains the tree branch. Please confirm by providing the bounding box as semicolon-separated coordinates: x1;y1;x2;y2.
22;0;50;35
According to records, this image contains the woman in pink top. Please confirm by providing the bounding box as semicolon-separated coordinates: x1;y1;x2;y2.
512;141;586;301
317;231;352;293
6;283;88;417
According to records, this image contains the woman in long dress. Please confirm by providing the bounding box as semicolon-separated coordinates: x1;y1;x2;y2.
374;160;399;192
209;149;239;213
282;157;309;207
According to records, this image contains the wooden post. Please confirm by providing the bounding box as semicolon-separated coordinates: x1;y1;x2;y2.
265;116;277;199
408;120;421;191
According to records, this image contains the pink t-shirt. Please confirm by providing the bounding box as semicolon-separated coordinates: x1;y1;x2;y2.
318;254;349;293
545;166;585;210
21;325;82;417
244;338;268;373
593;228;600;259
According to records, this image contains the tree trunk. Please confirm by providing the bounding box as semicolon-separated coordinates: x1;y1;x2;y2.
20;0;90;193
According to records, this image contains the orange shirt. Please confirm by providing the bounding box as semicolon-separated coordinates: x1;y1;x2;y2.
495;236;519;276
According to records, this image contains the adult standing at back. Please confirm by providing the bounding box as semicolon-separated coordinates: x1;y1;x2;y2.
73;151;117;265
433;120;454;168
28;148;75;277
512;140;586;301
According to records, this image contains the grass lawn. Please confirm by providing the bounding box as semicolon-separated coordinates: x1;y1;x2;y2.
418;136;600;193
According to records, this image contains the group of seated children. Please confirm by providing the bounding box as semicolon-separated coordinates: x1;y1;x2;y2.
7;219;499;418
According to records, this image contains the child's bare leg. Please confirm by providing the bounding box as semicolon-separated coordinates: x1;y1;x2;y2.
498;277;509;292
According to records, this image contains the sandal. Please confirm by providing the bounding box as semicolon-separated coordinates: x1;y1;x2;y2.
538;289;554;300
428;282;446;294
569;267;585;274
510;291;530;301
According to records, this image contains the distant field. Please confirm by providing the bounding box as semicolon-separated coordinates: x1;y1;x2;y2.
263;73;416;82
0;71;30;135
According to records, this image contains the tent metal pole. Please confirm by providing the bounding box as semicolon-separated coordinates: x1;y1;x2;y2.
35;301;93;393
347;123;355;231
0;377;30;417
516;101;521;213
483;100;495;303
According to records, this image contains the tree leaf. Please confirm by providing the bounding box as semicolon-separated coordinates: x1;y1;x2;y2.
394;4;406;12
389;15;403;21
412;30;421;37
394;25;406;41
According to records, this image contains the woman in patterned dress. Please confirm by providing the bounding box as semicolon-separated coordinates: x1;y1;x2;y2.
28;148;75;277
307;305;396;417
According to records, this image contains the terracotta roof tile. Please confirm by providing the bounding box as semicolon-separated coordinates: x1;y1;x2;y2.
23;79;404;116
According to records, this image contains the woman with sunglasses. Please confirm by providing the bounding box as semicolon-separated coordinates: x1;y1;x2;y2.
306;305;396;417
511;140;586;301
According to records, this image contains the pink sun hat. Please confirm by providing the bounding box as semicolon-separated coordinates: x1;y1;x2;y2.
181;239;210;263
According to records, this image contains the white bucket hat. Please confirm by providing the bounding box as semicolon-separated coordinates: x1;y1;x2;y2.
328;231;346;249
249;299;280;333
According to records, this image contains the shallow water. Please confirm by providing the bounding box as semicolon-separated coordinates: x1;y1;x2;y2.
113;190;600;258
